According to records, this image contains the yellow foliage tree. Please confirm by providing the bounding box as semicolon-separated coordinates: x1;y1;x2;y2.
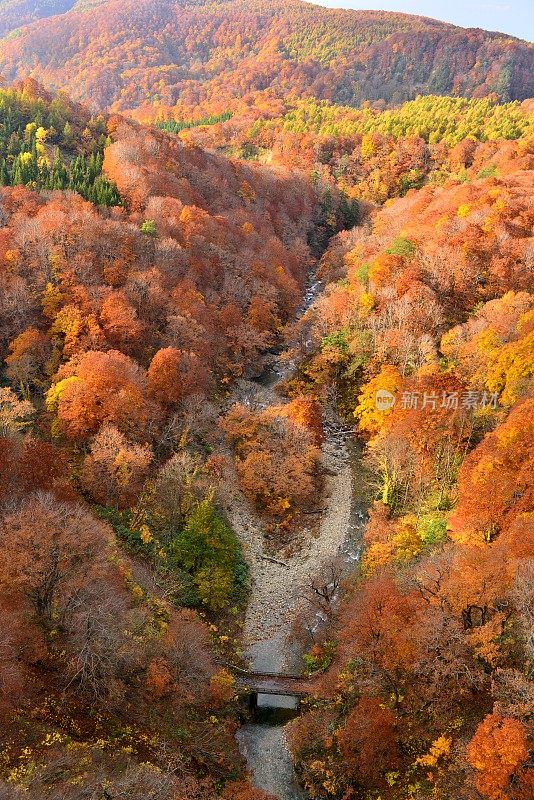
354;364;401;437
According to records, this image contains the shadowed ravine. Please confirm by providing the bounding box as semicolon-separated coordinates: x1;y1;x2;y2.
224;278;369;799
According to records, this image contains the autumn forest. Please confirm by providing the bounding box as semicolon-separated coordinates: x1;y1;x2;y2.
0;1;532;799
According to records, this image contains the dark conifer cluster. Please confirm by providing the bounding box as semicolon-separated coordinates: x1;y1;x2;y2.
0;86;121;205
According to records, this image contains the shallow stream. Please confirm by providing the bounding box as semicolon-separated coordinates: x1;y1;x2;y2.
232;274;368;799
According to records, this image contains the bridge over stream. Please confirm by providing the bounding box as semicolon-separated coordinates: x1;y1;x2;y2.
229;666;312;698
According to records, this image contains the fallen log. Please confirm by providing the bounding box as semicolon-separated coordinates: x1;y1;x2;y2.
261;554;290;568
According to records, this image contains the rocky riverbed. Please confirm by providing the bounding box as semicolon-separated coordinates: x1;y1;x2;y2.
220;273;367;799
221;387;365;798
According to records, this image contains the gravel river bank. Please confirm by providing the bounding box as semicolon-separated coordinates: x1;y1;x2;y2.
220;275;368;799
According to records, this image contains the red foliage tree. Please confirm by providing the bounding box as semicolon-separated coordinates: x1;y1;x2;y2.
336;697;399;786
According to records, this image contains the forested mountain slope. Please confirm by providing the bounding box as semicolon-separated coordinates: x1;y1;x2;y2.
167;94;534;206
280;137;534;800
0;0;532;116
0;79;120;203
0;0;76;37
0;0;109;37
0;2;532;792
0;79;333;799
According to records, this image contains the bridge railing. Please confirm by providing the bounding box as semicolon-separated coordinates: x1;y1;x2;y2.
223;661;305;681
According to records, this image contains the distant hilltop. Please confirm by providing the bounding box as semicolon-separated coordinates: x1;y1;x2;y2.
0;0;532;115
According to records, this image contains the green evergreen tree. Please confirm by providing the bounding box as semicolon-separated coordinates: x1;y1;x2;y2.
172;498;242;610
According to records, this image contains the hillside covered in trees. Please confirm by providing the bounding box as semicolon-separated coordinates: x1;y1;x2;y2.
165;94;534;205
0;79;120;204
0;78;333;800
0;0;78;37
277;127;534;800
0;0;532;118
0;4;532;798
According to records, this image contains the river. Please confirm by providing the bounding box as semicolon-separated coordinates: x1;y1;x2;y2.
224;274;368;799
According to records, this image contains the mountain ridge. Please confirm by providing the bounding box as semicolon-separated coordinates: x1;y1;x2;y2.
0;0;531;114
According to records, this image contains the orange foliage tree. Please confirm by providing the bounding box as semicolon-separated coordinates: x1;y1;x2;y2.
147;346;210;406
46;350;155;440
221;403;320;517
466;714;530;800
336;697;399;786
449;397;534;544
0;494;109;624
81;424;153;507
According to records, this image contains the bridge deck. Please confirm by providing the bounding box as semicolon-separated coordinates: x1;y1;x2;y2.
232;669;311;697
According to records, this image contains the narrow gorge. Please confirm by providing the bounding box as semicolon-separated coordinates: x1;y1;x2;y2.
222;276;369;799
